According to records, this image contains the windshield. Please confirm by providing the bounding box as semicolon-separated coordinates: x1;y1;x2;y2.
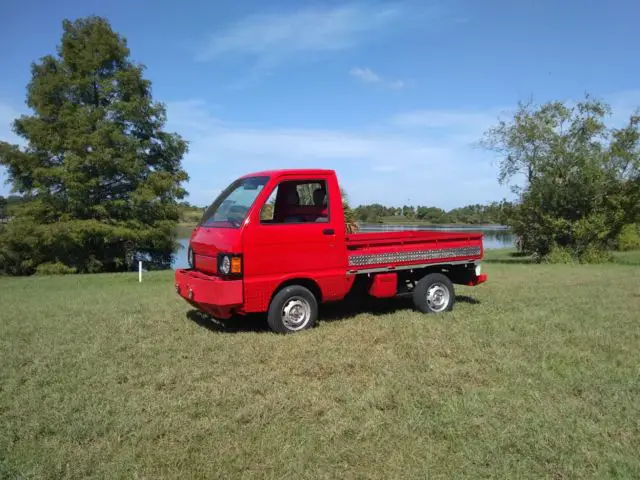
199;176;269;228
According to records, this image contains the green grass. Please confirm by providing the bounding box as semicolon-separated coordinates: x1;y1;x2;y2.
1;257;640;479
612;249;640;265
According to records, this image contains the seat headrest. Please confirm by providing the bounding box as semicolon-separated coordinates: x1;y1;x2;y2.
313;187;327;207
284;188;300;206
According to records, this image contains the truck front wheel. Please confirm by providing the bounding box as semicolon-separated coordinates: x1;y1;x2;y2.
267;285;318;333
413;273;455;314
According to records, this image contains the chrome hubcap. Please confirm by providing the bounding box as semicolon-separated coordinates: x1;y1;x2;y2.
426;283;450;312
282;296;311;330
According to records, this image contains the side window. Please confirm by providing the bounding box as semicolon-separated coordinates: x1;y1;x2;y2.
260;180;329;224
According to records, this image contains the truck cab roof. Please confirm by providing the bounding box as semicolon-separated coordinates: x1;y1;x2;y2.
240;169;336;179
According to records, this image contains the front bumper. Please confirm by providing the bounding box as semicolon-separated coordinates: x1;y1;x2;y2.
174;268;243;319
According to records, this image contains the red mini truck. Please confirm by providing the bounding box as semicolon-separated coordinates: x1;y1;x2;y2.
175;169;487;333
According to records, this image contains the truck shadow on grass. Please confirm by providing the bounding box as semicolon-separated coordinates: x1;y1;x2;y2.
185;295;481;333
320;294;480;323
186;310;270;333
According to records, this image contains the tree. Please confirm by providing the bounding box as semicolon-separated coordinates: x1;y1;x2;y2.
353;203;390;223
415;206;446;223
482;95;640;259
401;205;415;218
0;17;188;275
340;188;359;233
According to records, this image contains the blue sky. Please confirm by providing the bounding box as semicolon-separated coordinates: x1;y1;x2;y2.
1;0;639;209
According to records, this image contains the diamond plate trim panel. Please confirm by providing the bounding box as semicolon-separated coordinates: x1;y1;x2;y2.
348;246;481;267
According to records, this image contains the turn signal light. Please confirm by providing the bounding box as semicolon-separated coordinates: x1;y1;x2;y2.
231;256;242;274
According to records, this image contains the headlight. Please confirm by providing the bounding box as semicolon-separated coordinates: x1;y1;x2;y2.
219;255;231;275
475;263;482;276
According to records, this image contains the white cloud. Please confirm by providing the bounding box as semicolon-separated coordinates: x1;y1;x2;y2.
168;100;447;165
165;99;225;134
350;67;381;84
196;3;401;65
349;67;405;90
165;100;511;209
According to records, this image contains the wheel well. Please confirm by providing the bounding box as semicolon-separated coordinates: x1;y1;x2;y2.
398;265;450;283
272;278;322;303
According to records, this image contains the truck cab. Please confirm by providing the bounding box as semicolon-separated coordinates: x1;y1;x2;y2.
175;169;487;333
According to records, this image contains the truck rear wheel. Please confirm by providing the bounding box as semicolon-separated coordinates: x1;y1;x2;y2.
413;273;455;314
267;285;318;333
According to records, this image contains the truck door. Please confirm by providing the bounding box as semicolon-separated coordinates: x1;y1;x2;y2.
242;174;349;312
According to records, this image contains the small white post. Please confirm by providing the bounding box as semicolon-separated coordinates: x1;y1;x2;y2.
138;261;142;283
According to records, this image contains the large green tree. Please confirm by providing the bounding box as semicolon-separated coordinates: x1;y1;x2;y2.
0;17;188;275
482;96;640;259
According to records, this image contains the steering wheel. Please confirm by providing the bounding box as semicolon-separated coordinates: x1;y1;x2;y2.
226;205;248;226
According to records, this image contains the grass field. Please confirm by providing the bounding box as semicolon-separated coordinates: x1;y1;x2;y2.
1;253;640;479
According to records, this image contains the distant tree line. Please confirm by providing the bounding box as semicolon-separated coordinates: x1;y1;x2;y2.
353;201;511;225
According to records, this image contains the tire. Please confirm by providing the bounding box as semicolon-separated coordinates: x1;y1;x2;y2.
267;285;318;333
413;273;455;314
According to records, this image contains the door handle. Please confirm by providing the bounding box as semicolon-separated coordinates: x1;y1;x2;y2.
323;228;335;235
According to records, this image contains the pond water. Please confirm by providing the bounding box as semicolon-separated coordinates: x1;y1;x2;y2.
171;224;515;270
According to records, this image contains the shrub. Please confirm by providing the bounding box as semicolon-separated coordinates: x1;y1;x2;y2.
578;246;613;264
542;245;613;264
35;262;77;276
542;246;575;264
617;224;640;251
